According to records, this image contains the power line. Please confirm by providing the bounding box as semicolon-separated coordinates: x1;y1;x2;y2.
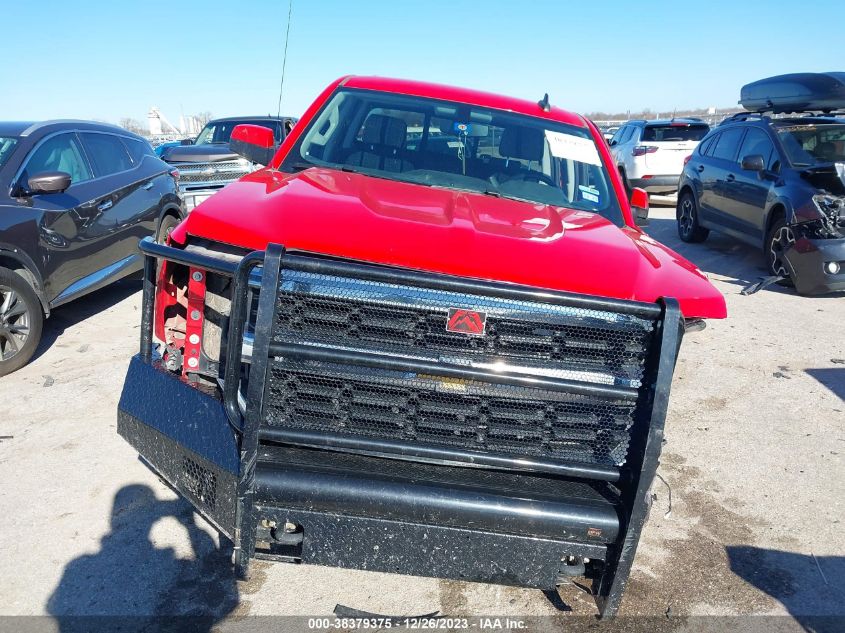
276;0;293;118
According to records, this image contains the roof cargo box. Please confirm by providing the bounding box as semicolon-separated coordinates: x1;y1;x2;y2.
740;72;845;113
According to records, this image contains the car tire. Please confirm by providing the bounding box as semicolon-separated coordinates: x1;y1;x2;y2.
677;191;709;243
156;214;181;244
0;267;44;376
766;218;796;285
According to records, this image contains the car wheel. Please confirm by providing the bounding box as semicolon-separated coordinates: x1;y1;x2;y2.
0;267;44;376
766;218;796;283
677;191;709;243
156;214;181;244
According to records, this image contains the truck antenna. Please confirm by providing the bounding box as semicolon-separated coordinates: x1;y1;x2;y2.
538;93;551;112
276;0;293;118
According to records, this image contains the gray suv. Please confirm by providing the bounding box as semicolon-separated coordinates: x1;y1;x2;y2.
160;116;296;211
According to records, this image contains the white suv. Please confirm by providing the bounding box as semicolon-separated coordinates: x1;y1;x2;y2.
609;119;709;203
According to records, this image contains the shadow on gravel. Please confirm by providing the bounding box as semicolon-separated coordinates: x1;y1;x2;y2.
726;546;845;632
644;217;771;290
29;276;142;365
46;484;238;632
805;368;845;401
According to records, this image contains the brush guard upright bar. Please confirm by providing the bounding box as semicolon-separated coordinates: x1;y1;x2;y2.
118;236;684;618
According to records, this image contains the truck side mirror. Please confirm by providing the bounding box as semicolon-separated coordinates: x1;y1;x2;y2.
630;187;649;227
741;154;765;171
180;138;194;146
27;171;71;195
230;124;276;166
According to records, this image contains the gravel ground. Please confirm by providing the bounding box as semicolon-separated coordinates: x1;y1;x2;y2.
0;205;842;630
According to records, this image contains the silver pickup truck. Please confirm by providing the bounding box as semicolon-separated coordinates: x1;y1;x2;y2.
159;116;296;211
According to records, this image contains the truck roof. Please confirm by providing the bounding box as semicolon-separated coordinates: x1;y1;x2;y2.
342;76;587;128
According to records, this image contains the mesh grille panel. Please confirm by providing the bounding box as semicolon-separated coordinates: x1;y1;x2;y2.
181;456;217;510
261;267;656;467
265;362;637;466
273;270;654;388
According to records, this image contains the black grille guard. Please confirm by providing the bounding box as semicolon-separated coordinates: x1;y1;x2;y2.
132;236;684;618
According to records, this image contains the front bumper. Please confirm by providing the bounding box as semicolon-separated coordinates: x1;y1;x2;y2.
179;186;226;212
788;235;845;295
118;237;685;619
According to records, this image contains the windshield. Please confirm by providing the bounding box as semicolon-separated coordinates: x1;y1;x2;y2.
642;124;709;142
776;124;845;166
280;88;624;226
0;137;18;170
195;120;283;145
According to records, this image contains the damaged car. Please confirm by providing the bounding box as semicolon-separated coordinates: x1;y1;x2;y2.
677;72;845;295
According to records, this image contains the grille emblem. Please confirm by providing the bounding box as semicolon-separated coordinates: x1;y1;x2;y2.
446;308;487;336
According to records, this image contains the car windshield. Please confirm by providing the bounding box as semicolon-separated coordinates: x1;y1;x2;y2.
642;124;709;142
281;88;624;226
776;124;845;166
195;120;282;145
0;137;18;170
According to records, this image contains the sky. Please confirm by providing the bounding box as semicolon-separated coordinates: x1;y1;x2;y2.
3;0;844;127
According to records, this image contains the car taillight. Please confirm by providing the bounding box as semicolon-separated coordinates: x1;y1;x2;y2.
683;154;693;165
632;145;658;156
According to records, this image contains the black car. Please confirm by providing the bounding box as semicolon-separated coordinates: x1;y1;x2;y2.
677;112;845;295
0;120;182;375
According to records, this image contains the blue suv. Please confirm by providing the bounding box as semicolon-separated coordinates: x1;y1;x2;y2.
676;112;845;295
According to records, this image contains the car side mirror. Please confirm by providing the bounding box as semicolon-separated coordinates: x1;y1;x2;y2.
27;171;71;195
609;140;617;147
180;138;194;146
741;154;765;171
630;187;649;227
230;124;276;166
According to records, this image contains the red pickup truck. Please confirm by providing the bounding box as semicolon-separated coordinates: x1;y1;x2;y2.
118;76;726;618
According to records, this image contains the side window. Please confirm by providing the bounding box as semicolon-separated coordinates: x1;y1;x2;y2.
21;133;92;187
121;136;154;165
737;128;775;168
698;134;718;157
711;127;745;162
610;126;627;145
619;126;636;144
79;132;133;176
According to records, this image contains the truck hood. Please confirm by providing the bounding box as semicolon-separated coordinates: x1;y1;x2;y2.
172;167;726;319
161;144;239;164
